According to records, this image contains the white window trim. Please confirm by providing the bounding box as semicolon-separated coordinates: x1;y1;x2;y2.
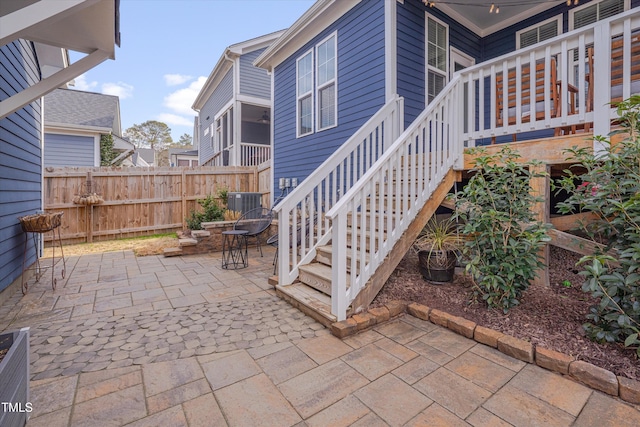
569;0;630;30
214;103;234;154
316;32;338;132
296;49;314;138
425;13;449;105
515;15;562;49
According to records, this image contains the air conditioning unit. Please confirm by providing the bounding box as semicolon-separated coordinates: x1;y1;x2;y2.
227;192;262;215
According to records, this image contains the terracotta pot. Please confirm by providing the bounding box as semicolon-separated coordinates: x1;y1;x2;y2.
417;249;456;283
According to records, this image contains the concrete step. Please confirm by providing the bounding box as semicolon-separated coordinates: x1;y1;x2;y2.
316;245;369;271
298;262;350;296
179;238;198;247
163;247;183;257
275;282;336;327
191;230;211;238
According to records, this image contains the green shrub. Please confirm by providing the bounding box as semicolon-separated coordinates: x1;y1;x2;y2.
185;195;225;230
455;146;550;312
556;95;640;356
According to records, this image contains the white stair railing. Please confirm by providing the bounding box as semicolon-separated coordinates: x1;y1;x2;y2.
274;95;404;286
327;76;464;321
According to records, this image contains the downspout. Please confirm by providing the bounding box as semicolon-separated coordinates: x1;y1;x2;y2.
385;0;398;102
225;50;240;166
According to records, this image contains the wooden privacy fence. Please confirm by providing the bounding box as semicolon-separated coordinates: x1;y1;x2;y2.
43;165;271;244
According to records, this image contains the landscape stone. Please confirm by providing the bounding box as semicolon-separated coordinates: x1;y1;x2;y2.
497;335;534;363
447;315;475;338
474;326;503;348
407;302;430;321
535;346;573;374
618;376;640;404
384;301;406;317
429;308;452;327
569;360;618;396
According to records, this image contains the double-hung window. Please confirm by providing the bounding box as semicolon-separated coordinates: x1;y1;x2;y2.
570;0;627;30
426;16;448;104
316;34;337;131
516;16;561;49
295;32;337;137
297;51;313;137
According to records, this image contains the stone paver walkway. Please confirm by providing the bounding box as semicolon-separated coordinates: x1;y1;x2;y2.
1;247;639;426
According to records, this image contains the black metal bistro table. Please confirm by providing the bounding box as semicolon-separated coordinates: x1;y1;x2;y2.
221;229;249;269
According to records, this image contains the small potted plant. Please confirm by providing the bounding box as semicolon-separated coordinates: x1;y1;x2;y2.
412;216;461;283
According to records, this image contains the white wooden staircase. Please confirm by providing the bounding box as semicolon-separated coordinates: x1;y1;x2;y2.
276;168;456;326
273;90;463;325
273;10;640;325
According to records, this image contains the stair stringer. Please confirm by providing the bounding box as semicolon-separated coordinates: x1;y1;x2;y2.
347;168;457;316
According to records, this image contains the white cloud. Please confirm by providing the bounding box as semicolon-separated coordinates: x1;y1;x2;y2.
72;74;97;91
157;113;194;127
102;82;134;99
162;76;206;116
164;74;193;86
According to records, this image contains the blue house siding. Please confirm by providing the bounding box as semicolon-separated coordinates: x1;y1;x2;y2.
44;133;95;167
199;68;233;165
397;0;481;128
272;0;386;192
239;48;270;100
0;39;42;294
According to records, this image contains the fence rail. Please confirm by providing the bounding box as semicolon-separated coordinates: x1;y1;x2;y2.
43;166;266;244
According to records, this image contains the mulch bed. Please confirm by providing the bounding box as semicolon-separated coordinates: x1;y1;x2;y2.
372;246;640;381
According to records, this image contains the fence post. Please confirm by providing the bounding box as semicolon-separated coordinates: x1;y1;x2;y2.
181;169;187;230
86;171;93;243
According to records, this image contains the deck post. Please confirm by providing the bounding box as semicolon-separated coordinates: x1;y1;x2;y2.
592;23;612;155
530;163;550;288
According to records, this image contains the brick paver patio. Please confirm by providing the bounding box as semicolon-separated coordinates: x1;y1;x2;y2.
1;247;639;426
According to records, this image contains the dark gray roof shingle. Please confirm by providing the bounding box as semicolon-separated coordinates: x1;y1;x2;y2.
44;88;119;130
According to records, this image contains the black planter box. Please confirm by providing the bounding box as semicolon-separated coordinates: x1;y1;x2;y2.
0;328;30;427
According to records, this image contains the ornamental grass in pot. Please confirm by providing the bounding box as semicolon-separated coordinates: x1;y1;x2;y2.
412;216;462;283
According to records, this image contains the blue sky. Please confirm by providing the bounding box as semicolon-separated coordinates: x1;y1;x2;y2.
70;0;315;142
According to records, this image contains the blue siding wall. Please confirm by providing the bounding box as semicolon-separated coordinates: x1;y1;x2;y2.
272;0;386;192
44;133;95;167
0;40;42;294
397;0;481;127
198;68;233;165
239;48;270;99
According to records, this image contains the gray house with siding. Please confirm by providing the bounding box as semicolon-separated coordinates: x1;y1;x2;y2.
192;30;285;167
0;0;119;302
44;88;131;167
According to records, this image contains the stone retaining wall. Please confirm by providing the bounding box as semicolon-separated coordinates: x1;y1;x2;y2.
164;221;277;257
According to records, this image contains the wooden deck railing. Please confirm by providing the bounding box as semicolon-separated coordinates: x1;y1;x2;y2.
458;8;640;147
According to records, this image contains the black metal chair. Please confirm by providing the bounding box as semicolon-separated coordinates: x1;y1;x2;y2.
233;207;273;256
266;214;316;275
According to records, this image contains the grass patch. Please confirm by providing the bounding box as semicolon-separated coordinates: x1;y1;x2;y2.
43;233;179;258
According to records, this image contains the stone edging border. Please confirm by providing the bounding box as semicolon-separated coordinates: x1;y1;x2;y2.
329;300;640;406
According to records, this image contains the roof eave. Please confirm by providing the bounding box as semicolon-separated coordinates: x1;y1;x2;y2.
192;30;287;111
254;0;360;71
0;0;120;120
